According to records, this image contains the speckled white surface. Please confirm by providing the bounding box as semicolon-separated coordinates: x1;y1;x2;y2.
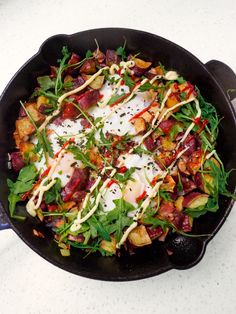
0;1;236;313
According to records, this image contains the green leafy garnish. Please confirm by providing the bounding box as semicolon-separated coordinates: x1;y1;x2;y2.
123;72;135;90
44;178;62;204
106;199;134;241
107;93;126;106
116;46;126;61
87;215;110;241
85;50;93;59
68;145;97;170
7;164;38;218
115;167;136;183
55;46;71;95
37;76;55;91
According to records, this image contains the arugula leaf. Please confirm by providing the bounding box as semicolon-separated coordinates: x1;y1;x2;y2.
55;46;71;95
107;93;126;106
99;129;112;148
68;145;97;170
176;172;183;193
7;164;38;217
176;76;186;84
116;46;126;60
139;82;158;92
106;198;134;241
85;50;93;59
44;178;62;204
115;167;136;183
159;190;172;201
87;216;110;241
142;216;169;231
37;76;55;91
123;72;135;90
41;129;54;158
169;123;184;141
133;146;153;156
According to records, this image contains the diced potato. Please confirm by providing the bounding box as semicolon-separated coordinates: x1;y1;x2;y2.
161;137;177;151
36;96;49;109
160;175;176;192
19;142;37;162
15;117;35;140
100;235;117;254
25;103;45;125
133;117;146;134
187;150;202;175
152;65;164;75
166;94;179;108
62;201;76;211
134;58;152;69
83;75;104;90
201;174;214;194
141;111;153;123
88;148;103;167
183;192;209;208
128;225;152;247
175;196;184;212
63;75;73;84
178;82;189;92
149;102;160;115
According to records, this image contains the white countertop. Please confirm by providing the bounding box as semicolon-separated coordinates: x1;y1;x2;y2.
0;0;235;313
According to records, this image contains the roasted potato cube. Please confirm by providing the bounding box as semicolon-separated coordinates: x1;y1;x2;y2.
183;192;209;208
100;235;117;254
134;58;152;69
160;175;176;192
175;196;184;212
149;102;160;115
88;148;103;167
160;137;177;151
19;142;37;162
128;225;152;247
82;75;104;90
16;117;35;140
133;117;146;134
26;103;45;125
166;94;179;108
141;111;153;123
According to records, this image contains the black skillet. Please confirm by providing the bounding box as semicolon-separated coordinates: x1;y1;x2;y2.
0;28;235;281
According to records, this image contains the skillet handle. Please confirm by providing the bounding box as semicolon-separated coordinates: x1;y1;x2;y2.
0;202;10;230
205;60;236;110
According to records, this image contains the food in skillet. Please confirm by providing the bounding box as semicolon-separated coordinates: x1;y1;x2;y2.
7;45;235;256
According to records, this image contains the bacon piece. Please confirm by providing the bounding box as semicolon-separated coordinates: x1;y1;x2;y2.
144;136;156;151
146;226;163;240
61;167;89;202
105;49;120;66
75;90;100;110
10;152;25;172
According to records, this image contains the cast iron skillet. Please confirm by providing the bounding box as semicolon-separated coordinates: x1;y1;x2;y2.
0;28;236;281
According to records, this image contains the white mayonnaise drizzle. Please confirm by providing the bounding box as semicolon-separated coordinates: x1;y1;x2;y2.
26;149;65;216
176;99;201;150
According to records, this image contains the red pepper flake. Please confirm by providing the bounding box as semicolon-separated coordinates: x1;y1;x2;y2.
136;190;147;203
120;80;125;86
107;179;118;188
118;166;128;173
98;93;104;100
129;103;153;122
150;176;159;186
54;137;75;158
197;119;208;134
193;117;201;125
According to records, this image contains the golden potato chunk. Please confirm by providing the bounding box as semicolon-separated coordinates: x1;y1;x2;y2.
128;225;152;247
100;236;117;254
16;117;35;140
25;103;45;125
141;111;153;123
133;117;146;134
160;175;176;192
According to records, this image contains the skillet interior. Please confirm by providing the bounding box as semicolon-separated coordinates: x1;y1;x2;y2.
0;28;235;281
